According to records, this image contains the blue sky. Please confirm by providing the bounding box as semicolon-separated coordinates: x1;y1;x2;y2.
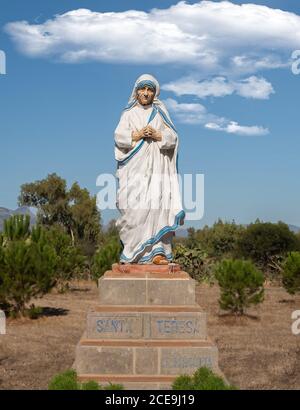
0;0;300;229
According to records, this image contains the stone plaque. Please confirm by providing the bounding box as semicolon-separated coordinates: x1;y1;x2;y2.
146;313;206;339
160;347;218;375
87;313;142;339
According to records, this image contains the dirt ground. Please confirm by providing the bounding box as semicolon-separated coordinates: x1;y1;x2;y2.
0;280;300;390
197;284;300;389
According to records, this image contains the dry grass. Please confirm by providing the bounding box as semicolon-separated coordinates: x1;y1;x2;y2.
0;280;99;390
0;280;300;389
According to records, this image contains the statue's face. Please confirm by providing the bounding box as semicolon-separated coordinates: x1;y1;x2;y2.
136;86;155;106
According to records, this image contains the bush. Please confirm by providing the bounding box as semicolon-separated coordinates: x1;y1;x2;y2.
26;305;43;319
0;239;57;315
81;381;101;390
0;242;6;307
215;259;264;315
48;369;124;390
172;375;195;390
104;382;124;390
3;214;31;241
173;244;215;283
48;369;79;390
31;225;86;292
282;252;300;295
91;237;121;282
236;221;300;270
172;367;236;390
0;216;87;315
187;219;244;258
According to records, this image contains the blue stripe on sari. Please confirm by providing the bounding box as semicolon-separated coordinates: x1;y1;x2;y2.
117;139;145;167
136;79;156;91
117;106;158;167
156;105;177;133
138;246;172;263
119;209;185;263
123;100;137;112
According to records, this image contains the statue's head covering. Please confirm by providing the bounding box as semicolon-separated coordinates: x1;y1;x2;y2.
124;74;176;132
127;74;159;106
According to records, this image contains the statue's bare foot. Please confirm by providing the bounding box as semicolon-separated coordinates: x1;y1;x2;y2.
152;254;169;265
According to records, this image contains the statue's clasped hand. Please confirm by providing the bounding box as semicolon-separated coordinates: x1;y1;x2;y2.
132;126;162;143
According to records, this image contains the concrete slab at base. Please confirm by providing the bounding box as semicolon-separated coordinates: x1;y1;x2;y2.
76;370;226;390
112;263;181;274
121;383;172;390
75;338;218;376
77;374;177;390
77;370;223;390
160;346;218;375
98;271;195;306
75;345;133;375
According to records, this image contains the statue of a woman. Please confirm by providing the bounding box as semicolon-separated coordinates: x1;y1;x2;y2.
114;74;185;265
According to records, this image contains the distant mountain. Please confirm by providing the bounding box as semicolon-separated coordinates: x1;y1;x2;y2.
0;206;37;231
101;221;300;238
175;228;188;238
173;224;300;237
288;224;300;234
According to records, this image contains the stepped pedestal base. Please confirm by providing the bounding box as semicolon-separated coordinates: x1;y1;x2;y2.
74;265;220;390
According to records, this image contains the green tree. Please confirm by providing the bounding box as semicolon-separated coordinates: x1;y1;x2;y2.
215;259;264;315
282;252;300;295
3;214;31;241
18;173;102;253
0;238;6;306
186;227;197;248
19;173;70;227
0;214;86;314
92;237;121;282
237;221;300;269
98;219;120;246
0;239;57;314
31;224;86;292
186;219;245;258
104;219;120;239
68;182;101;252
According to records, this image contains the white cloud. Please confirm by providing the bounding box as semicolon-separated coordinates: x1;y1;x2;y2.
163;77;234;98
164;98;214;124
164;98;269;136
235;76;274;99
5;1;300;72
6;1;291;136
162;75;275;99
231;54;289;74
205;121;269;136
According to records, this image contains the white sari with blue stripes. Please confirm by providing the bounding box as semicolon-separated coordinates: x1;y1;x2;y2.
114;91;185;264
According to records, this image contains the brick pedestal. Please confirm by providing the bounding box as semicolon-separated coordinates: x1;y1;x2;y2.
74;264;220;390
